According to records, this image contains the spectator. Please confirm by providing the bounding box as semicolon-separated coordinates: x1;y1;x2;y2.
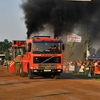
3;59;7;66
89;61;93;73
1;60;4;65
95;60;100;67
63;60;68;72
78;60;84;74
69;60;73;65
20;48;23;56
77;60;81;73
33;44;38;50
83;60;87;66
85;61;91;67
90;60;96;75
16;49;21;56
75;60;79;73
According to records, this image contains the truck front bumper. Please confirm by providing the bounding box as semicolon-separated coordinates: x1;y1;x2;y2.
31;69;62;74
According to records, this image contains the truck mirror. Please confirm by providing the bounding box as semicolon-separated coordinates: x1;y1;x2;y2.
23;47;26;54
28;47;30;52
62;44;65;50
28;43;31;52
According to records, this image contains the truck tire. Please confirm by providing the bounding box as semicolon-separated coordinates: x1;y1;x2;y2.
54;75;60;79
28;67;34;79
20;63;27;77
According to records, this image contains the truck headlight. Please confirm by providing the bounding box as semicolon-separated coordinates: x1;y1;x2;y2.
33;66;37;68
57;70;61;72
57;65;61;68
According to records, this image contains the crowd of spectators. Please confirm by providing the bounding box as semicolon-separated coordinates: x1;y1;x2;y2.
0;59;8;66
63;59;100;75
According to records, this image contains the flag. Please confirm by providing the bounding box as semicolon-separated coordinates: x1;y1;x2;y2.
10;62;15;73
87;49;90;57
67;33;82;42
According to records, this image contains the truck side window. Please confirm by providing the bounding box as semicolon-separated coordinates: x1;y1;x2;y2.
28;43;31;52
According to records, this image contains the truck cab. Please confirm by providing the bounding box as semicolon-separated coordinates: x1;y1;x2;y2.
11;36;64;79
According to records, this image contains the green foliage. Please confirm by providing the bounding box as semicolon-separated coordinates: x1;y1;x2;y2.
5;50;9;60
81;30;92;61
0;39;12;60
68;42;76;60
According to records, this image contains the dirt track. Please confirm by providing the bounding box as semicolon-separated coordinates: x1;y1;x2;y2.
0;66;100;100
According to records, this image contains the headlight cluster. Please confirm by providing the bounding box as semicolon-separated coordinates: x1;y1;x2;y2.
33;66;37;68
57;65;61;68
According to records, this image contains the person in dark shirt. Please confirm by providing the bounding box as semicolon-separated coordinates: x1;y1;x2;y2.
90;60;96;75
3;59;7;66
83;60;87;66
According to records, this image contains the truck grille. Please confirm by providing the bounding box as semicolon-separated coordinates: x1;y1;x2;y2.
34;57;61;63
39;64;56;69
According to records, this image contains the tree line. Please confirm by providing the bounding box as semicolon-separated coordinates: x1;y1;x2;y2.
0;39;12;60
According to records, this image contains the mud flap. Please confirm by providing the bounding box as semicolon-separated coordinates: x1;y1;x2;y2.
10;61;15;73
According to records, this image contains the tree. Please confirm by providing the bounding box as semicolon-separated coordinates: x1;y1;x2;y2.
0;41;3;54
81;30;92;61
0;39;12;60
68;42;76;60
3;39;9;52
5;50;9;60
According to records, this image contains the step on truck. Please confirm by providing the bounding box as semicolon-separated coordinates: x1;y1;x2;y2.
9;36;65;79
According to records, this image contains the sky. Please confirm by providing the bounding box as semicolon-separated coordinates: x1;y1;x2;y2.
0;0;98;51
0;0;92;42
0;0;27;42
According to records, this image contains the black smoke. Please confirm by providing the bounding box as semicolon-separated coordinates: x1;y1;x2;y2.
21;0;100;39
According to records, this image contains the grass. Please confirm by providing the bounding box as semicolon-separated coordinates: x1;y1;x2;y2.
66;72;100;81
92;79;100;81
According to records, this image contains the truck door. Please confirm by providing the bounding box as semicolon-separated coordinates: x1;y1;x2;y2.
28;43;32;61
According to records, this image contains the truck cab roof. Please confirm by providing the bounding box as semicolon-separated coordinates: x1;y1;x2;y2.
28;36;62;43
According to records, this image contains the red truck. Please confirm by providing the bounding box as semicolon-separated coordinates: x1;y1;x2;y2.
10;36;64;79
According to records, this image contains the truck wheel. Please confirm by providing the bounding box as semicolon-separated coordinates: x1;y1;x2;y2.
20;63;27;77
54;75;60;79
28;68;34;79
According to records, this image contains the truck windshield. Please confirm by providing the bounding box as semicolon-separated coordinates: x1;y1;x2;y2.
33;42;61;54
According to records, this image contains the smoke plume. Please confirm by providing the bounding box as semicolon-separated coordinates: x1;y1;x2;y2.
21;0;100;39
